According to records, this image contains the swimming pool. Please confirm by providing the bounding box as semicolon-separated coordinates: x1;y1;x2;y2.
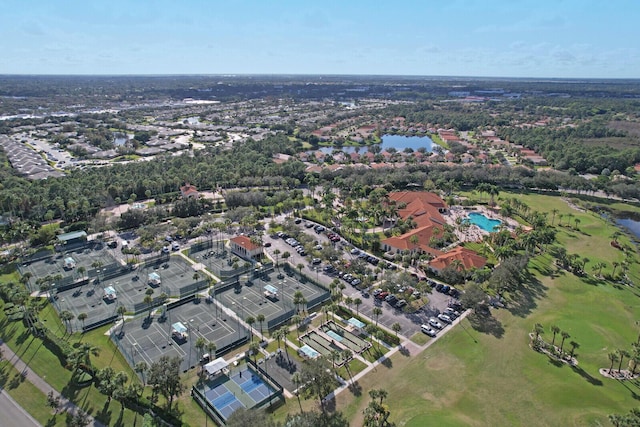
466;212;501;232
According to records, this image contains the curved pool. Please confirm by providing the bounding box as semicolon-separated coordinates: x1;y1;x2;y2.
466;212;501;232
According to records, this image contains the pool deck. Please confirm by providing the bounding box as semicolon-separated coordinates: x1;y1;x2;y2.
445;205;520;242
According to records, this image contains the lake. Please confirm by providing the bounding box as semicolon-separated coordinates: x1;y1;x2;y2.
319;134;435;154
616;218;640;239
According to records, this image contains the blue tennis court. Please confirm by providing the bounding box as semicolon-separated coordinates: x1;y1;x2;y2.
230;366;277;403
204;383;245;418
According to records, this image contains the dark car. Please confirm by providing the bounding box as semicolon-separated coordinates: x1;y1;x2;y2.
395;299;407;309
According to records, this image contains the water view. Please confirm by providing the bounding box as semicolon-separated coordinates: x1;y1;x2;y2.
616;218;640;239
319;134;435;154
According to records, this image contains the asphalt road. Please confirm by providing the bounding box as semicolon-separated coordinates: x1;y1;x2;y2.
0;391;41;427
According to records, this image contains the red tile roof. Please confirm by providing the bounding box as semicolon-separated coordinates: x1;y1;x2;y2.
429;246;487;271
230;235;260;251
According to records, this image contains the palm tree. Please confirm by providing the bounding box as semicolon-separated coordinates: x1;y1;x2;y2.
550;209;559;226
533;323;544;342
206;341;217;360
373;307;382;327
559;331;570;353
569;341;579;360
550;325;560;347
631;352;640;376
612;261;620;278
392;322;402;338
291;314;302;338
60;310;75;334
77;266;86;282
354;298;362;315
249;341;260;364
195;337;206;364
291;371;304;412
77;312;88;330
117;305;127;324
609;352;619;374
246;316;256;341
72;343;100;376
273;249;281;269
143;294;154;319
135;361;148;387
573;217;581;230
256;313;265;336
618;349;630;373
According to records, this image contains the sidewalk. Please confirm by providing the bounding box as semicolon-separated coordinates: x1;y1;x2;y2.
0;339;105;427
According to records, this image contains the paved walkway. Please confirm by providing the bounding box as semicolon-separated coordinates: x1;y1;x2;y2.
0;339;105;427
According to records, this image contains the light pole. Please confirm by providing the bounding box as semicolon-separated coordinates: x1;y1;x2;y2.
189;319;194;369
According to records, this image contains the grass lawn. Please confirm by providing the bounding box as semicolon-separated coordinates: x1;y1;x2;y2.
333;191;640;426
410;331;430;345
0;359;66;427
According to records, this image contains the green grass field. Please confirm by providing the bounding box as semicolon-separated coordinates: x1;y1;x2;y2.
331;191;640;426
3;190;640;426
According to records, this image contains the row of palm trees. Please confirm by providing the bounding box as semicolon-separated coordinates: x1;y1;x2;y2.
607;342;640;376
532;323;580;361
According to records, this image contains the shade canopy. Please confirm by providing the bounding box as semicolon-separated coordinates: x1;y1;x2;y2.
172;322;187;334
204;357;228;375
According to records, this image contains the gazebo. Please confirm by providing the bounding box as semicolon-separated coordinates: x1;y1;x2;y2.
64;257;76;269
172;322;188;340
103;285;117;301
148;272;161;286
347;317;366;334
298;344;320;360
263;284;278;300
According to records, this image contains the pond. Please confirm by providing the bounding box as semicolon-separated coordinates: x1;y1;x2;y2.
318;134;435;154
616;217;640;239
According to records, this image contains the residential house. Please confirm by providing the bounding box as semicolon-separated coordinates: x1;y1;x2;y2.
180;182;199;199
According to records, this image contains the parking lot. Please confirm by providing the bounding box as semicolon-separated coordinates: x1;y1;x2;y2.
264;218;457;338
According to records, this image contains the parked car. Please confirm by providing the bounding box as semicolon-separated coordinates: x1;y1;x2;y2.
351;278;361;286
428;318;443;329
263;242;271;247
444;307;460;318
377;291;389;300
395;299;407;309
311;258;322;265
421;325;437;337
438;313;452;323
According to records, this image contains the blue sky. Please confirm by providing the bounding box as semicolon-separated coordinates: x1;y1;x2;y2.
1;0;638;78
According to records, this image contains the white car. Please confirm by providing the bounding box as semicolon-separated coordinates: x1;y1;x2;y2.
421;325;437;337
428;318;443;329
437;313;452;323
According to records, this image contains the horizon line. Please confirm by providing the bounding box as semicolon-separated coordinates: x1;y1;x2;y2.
1;73;639;82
